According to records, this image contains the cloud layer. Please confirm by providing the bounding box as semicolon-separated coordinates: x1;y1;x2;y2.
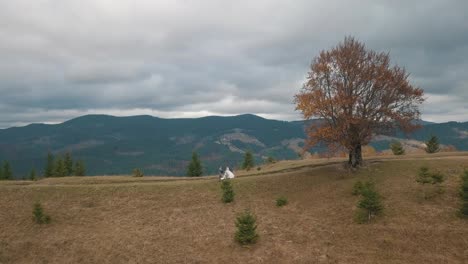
1;0;467;128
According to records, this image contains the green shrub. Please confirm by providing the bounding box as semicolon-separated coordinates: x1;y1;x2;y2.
33;202;51;224
187;152;203;177
352;180;374;196
425;135;440;154
462;170;468;181
461;179;468;201
430;172;445;184
460;171;468;218
390;141;405;155
242;151;255;171
132;168;144;177
352;181;364;195
221;180;235;203
460;203;468;217
235;210;258;245
73;160;86;176
416;166;432;184
416;166;445;199
356;183;383;223
266;156;276;164
276;197;288;207
29;169;37;181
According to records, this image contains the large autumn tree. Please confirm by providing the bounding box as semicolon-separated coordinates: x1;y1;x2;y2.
295;37;424;167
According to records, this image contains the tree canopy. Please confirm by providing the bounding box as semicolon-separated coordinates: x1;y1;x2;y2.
295;37;424;167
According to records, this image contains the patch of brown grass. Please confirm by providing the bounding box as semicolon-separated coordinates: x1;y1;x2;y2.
1;153;468;263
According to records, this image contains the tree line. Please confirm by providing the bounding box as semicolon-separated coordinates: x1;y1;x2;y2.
0;152;86;180
0;160;12;180
44;152;86;177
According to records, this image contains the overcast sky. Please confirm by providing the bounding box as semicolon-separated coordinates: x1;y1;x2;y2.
0;0;467;128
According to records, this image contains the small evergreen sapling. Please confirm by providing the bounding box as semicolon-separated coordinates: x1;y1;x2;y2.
425;135;440;154
2;161;12;180
54;157;66;177
44;152;54;178
33;202;51;224
235;210;258;245
29;169;37;181
276;197;288;207
460;170;468;217
221;180;235;203
416;166;432;184
64;152;73;176
390;141;405;155
133;168;144;177
266;156;276;164
416;166;445;199
352;180;375;196
74;160;86;176
187;152;203;177
357;184;383;223
242;151;255;171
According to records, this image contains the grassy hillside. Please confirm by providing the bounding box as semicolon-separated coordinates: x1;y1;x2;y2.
1;153;468;263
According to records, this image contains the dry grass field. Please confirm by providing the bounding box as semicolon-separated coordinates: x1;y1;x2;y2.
1;152;468;263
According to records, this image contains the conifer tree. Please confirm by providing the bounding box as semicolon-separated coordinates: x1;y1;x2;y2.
460;170;468;217
74;160;86;176
29;168;37;181
242;151;255;171
187;152;203;177
0;162;3;180
54;157;66;177
64;152;73;176
235;210;258;245
390;141;405;155
425;135;440;154
44;152;54;178
416;166;444;199
33;202;51;224
221;180;235;203
416;166;432;185
3;161;12;180
356;183;383;223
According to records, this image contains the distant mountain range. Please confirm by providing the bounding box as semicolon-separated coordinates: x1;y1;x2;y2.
0;114;467;178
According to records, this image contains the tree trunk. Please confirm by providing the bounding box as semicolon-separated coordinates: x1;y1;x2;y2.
348;143;363;168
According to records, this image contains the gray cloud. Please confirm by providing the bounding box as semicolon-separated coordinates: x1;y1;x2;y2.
0;0;467;128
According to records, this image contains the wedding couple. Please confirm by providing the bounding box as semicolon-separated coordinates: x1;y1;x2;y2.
218;166;235;180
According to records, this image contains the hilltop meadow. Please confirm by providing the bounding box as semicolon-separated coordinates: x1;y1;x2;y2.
1;152;467;263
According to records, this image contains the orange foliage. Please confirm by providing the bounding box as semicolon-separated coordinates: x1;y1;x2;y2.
295;37;424;166
362;146;377;156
